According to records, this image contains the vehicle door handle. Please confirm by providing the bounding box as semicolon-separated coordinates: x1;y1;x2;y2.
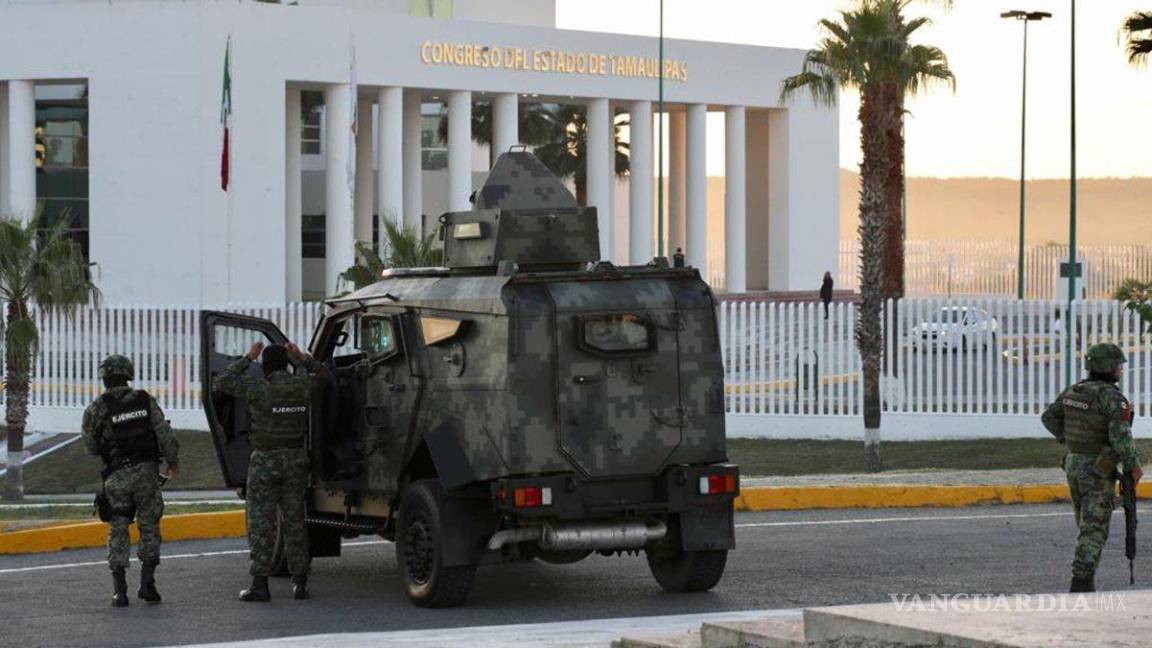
573;375;601;385
388;383;406;392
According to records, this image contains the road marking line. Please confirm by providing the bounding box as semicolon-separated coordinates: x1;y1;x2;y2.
0;539;386;574
735;511;1072;528
0;500;240;509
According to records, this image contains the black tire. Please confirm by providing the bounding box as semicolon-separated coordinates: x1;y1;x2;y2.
396;480;475;608
646;549;728;593
269;507;291;577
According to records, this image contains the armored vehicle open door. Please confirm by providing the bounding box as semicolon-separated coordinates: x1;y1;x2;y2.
200;311;291;487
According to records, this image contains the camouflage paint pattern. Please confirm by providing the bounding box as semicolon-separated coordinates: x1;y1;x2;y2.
104;462;165;570
82;385;177;570
1042;378;1142;577
311;150;725;493
246;448;311;577
1064;452;1116;579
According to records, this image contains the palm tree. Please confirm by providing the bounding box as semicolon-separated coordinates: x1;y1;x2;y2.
339;219;443;292
437;101;556;167
1;211;100;500
780;0;954;472
1122;11;1152;66
531;105;631;206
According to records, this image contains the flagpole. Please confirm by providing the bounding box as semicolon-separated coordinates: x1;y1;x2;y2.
656;0;665;259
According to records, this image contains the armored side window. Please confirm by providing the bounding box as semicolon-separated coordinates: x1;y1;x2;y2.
360;316;399;359
576;314;656;356
420;316;465;346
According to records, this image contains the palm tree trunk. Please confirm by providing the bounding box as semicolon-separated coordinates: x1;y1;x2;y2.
881;83;906;301
4;301;31;500
857;87;890;473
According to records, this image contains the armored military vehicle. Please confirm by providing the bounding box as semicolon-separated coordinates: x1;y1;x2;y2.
201;151;738;608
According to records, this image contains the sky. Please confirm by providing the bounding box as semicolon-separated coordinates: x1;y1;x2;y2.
555;0;1152;179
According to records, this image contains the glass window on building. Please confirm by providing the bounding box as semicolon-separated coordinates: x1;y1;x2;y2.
410;0;452;19
35;82;89;259
301;215;380;260
421;113;447;170
301;91;323;155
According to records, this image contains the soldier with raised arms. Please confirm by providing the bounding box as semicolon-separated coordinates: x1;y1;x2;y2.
83;354;179;607
1042;342;1143;592
215;341;326;602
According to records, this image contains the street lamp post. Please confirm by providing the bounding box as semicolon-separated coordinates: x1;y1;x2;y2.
1001;10;1051;300
1067;0;1078;386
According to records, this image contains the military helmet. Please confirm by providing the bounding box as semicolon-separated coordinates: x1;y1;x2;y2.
99;354;135;381
1085;343;1125;374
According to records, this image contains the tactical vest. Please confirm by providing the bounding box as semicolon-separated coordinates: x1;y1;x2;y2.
250;380;310;449
102;390;159;465
1061;381;1113;455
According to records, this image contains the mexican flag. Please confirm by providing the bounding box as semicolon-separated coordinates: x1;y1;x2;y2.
220;37;232;192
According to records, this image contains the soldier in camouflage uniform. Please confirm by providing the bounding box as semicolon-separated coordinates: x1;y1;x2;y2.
1042;342;1143;592
215;341;326;602
82;354;179;607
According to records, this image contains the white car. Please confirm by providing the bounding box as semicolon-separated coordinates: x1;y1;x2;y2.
909;306;1000;351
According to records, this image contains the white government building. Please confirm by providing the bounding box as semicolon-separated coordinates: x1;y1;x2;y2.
0;0;838;306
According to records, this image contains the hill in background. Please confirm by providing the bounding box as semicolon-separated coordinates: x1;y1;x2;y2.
839;171;1152;246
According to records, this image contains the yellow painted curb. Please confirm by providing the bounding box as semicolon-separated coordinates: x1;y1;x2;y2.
0;510;245;555
734;481;1152;511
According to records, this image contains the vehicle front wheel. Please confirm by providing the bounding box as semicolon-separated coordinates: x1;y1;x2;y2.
396;480;475;608
646;548;728;593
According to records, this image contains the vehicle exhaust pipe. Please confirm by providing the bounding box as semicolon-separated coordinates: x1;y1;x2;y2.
487;521;667;552
541;521;666;552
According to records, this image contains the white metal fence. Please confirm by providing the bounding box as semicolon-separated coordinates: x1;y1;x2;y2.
838;240;1152;299
4;303;322;430
720;298;1152;439
7;299;1152;439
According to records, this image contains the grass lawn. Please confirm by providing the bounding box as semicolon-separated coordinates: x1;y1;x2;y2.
24;431;226;495
727;438;1152;476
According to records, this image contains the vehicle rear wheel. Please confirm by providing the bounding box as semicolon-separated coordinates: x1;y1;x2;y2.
269;507;290;577
396;480;475;608
646;548;728;593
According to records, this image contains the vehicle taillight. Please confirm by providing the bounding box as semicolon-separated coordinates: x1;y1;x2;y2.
699;474;738;495
513;486;552;507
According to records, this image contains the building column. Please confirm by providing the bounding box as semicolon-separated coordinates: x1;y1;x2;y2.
585;97;611;260
667;109;686;255
377;86;403;228
0;83;8;215
491;92;518;163
354;97;374;245
447;90;472;212
629;100;653;264
725;105;747;293
5;80;35;221
402;90;423;232
685;103;707;272
285;86;303;302
324;83;355;295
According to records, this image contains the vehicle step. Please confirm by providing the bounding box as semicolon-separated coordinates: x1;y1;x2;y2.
611;629;703;648
700;618;805;648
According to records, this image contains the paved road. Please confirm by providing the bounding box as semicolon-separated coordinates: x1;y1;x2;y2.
1;504;1147;648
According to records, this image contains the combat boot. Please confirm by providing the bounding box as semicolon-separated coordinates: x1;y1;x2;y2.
138;560;162;603
239;576;271;602
111;568;129;607
291;574;310;600
1070;574;1095;593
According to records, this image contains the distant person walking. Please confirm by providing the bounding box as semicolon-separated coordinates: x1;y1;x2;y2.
820;271;834;319
1041;343;1142;593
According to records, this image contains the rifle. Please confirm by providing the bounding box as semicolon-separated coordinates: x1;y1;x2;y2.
1116;470;1138;585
